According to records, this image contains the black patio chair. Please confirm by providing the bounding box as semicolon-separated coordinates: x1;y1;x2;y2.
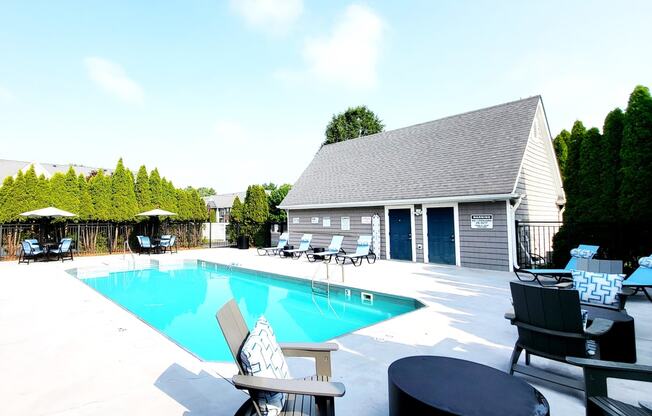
18;240;44;264
505;281;617;390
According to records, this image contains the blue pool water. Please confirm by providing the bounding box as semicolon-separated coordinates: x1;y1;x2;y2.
77;261;422;361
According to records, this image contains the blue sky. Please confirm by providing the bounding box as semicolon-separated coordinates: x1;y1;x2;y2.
1;1;651;191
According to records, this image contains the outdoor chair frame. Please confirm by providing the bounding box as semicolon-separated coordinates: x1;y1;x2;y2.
307;236;346;263
216;299;345;416
137;235;158;255
48;238;74;262
159;235;178;254
18;240;43;264
335;236;376;267
282;234;313;260
257;232;289;256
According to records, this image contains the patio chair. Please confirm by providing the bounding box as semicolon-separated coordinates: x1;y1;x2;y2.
505;281;617;391
159;235;178;254
306;235;345;263
567;357;652;416
257;232;289;256
282;234;312;259
215;299;345;416
335;236;376;267
623;255;652;302
49;238;74;262
514;244;600;285
136;235;158;255
18;240;44;264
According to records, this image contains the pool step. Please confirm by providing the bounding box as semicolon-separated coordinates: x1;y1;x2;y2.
311;278;330;297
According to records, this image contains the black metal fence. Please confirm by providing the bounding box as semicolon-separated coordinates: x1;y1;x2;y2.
0;221;215;260
515;221;563;268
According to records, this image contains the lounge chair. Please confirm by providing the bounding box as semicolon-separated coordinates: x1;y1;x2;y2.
48;238;74;262
335;235;376;267
159;235;177;254
282;234;312;259
257;232;289;256
623;255;652;302
136;235;158;255
18;240;44;264
215;299;345;416
306;235;345;263
505;281;617;390
567;357;652;416
514;244;600;285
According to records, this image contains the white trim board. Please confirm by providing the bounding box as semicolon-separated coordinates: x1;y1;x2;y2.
421;203;461;267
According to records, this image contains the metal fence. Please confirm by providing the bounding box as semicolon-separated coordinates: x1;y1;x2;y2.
515;221;563;268
0;221;220;261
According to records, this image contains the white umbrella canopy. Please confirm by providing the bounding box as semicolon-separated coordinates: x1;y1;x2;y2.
136;208;177;217
20;207;77;218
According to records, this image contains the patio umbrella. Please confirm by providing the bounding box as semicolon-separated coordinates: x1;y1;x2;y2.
19;206;77;242
136;208;177;237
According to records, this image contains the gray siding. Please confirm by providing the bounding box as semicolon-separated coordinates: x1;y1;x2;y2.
287;207;385;259
515;105;563;222
414;204;424;262
459;202;510;271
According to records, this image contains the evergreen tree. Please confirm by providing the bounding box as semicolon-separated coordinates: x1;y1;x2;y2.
175;188;190;220
577;127;602;222
11;170;28;220
553;129;571;179
77;174;94;220
110;158;138;222
89;169;112;221
244;185;269;224
149;168;162;208
160;178;178;213
23;165;40;211
231;196;243;223
62;167;81;214
0;176;16;223
36;174;51;208
268;184;291;223
619;85;652;222
191;188;208;220
135;165;152;211
563;121;586;222
600;108;625;222
49;172;66;211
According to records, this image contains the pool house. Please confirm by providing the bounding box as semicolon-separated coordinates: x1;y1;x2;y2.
279;96;565;271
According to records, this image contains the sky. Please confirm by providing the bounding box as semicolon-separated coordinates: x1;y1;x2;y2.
1;0;651;192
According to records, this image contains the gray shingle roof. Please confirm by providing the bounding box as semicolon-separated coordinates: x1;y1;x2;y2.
280;96;541;208
0;159;112;181
203;192;247;209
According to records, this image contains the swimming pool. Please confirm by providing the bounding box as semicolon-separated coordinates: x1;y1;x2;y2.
73;260;423;361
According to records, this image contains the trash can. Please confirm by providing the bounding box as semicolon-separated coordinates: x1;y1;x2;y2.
282;245;294;257
237;235;250;250
313;247;325;261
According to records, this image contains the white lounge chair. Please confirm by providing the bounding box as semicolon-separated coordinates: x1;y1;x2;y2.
335;235;376;267
257;232;289;256
282;234;312;259
307;235;345;263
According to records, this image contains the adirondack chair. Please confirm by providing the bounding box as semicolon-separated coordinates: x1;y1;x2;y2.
216;299;345;416
505;282;617;390
567;357;652;416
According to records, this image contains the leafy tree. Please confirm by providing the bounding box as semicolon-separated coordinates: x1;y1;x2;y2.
22;165;40;212
110;158;138;222
0;176;15;223
577;128;602;222
161;178;178;214
268;183;291;223
77;174;94;220
191;188;208;220
600;108;625;222
187;186;216;198
135;165;152;211
11;170;28;220
149;168;162;208
323;105;384;145
231;196;243;224
553;129;571;179
243;184;269;245
619;85;652;222
562;121;586;222
89;169;112;221
261;182;277;191
36;174;50;209
62;167;81;214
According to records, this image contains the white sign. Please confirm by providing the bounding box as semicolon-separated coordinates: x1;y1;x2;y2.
292;217;300;224
311;217;319;224
323;217;331;227
361;216;372;224
470;214;493;229
341;216;350;231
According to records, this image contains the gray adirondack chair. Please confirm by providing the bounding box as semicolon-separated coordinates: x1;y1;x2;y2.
216;299;345;416
567;357;652;416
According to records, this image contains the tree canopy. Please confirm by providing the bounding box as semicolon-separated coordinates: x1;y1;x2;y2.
323;105;384;146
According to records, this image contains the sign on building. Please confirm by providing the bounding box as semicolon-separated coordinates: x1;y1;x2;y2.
470;214;493;229
341;216;350;231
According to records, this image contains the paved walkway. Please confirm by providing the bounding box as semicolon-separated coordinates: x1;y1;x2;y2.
0;248;650;415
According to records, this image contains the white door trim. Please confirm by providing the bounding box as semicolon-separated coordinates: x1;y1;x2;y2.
422;203;461;266
386;205;417;262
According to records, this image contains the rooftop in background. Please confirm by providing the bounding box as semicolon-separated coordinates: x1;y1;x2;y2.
280;96;544;208
203;191;247;210
0;159;113;181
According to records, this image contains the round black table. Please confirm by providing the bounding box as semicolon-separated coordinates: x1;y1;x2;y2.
388;356;549;416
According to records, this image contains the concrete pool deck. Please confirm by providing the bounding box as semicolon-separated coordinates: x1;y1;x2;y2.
1;248;650;415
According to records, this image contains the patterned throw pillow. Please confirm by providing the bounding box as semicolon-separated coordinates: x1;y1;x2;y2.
639;256;652;268
570;248;594;259
239;316;291;416
572;270;625;307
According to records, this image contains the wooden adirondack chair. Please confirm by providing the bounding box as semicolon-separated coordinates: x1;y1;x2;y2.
567;357;652;416
216;299;345;416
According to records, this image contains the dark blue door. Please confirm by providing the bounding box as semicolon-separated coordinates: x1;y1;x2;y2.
389;209;412;261
427;207;456;265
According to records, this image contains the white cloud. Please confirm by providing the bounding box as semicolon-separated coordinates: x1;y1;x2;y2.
230;0;303;34
279;4;383;89
0;85;13;102
84;57;144;105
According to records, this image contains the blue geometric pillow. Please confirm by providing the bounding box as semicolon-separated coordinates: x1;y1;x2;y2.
639;256;652;268
572;270;624;307
239;316;291;416
570;248;594;259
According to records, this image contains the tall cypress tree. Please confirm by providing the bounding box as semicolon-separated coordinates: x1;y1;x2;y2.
577;128;602;222
0;176;15;223
36;174;51;208
619;85;652;222
49;173;66;212
62;167;81;214
11;170;28;220
231;196;243;223
600;108;625;222
562;121;586;222
23;165;40;211
77;174;94;220
111;158;138;222
161;178;178;213
553;129;571;180
149;168;162;208
89;169;112;221
135;165;152;211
